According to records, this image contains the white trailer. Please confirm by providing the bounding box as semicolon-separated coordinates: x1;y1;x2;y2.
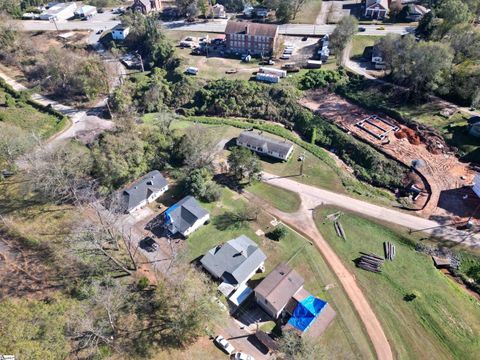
256;73;280;83
307;60;323;68
259;67;287;78
186;67;199;75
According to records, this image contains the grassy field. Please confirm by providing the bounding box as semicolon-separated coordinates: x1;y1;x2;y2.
185;188;376;359
0;86;66;139
247;182;301;213
314;206;480;360
290;0;323;24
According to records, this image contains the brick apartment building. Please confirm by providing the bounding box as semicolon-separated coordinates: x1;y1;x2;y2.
225;21;279;56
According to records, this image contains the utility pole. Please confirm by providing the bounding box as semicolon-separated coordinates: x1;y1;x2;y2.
50;17;59;32
137;52;145;72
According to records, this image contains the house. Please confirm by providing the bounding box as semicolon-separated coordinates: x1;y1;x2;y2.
237;131;294;161
40;2;77;21
225;21;279;56
75;5;97;19
210;3;226;18
254;263;305;319
163;196;209;237
254;7;269;18
405;4;430;21
364;0;389;19
121;170;168;213
255;263;336;336
111;24;130;41
201;235;266;291
371;45;386;70
132;0;161;14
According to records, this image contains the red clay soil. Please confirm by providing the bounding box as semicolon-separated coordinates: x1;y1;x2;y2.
300;91;475;220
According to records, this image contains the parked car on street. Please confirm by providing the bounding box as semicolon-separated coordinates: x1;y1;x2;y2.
214;335;235;355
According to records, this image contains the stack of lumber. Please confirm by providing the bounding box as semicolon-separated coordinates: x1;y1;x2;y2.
384;242;396;261
357;252;384;273
333;221;346;240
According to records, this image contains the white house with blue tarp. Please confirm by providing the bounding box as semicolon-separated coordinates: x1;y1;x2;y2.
163;196;209;237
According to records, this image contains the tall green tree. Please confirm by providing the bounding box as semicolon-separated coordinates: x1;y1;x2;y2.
330;15;359;65
227;146;262;183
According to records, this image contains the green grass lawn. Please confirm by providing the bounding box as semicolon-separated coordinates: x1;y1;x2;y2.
290;0;323;24
314;206;480;360
0;87;66;139
186;188;376;359
247;182;301;213
350;35;382;59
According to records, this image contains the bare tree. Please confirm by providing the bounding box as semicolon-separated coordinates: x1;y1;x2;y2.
178;124;219;169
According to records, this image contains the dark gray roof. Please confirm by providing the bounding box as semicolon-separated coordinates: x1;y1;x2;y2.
254;263;304;314
165;196;209;234
201;235;267;285
225;21;278;38
372;44;383;58
238;131;293;154
122;170;167;211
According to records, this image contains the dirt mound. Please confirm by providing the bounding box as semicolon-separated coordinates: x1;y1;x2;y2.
395;127;421;145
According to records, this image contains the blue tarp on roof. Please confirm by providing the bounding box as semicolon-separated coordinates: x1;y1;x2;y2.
287;295;328;332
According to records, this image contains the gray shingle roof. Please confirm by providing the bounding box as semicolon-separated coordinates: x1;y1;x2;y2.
254;263;304;314
201;235;267;285
238;131;293;155
165;196;209;235
122;170;168;212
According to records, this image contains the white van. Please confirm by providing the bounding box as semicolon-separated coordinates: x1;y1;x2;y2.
186;67;199;75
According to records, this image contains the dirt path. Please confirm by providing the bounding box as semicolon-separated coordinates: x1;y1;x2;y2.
244;190;394;360
315;1;331;24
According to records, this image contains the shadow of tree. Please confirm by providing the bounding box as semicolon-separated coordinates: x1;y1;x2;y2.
213;212;248;231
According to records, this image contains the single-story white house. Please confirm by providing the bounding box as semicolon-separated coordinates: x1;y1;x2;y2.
237;130;294;161
163;196;209;237
121;170;168;213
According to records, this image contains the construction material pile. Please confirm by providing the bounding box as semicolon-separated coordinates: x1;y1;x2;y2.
384;242;396;261
326;212;347;240
356;252;384;273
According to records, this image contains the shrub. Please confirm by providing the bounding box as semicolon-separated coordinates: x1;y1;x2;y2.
266;225;288;241
137;276;150;290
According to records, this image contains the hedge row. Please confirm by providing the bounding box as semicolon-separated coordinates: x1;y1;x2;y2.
0;77;68;128
183;115;341;174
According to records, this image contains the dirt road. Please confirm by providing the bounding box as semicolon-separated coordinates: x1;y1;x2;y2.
262;172;480;247
246;188;394;360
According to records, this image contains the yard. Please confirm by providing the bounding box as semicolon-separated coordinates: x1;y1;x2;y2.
350;35;382;59
314;206;480;360
290;0;323;24
247;182;301;213
185;188;376;359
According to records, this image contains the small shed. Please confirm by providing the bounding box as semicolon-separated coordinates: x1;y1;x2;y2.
255;330;279;352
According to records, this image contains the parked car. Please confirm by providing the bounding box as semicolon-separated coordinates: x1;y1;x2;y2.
358;26;366;32
302;36;308;41
142;237;158;252
214;335;235;355
234;352;255;360
280;53;291;60
185;66;199;75
96;29;103;34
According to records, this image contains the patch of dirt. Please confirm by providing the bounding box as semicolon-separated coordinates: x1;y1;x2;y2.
300;90;475;220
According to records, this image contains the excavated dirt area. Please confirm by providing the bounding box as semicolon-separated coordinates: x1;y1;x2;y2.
300;91;476;221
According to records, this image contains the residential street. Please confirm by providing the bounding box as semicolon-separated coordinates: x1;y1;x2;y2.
262;172;480;248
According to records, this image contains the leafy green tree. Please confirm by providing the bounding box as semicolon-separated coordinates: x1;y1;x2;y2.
278;329;323;360
266;225;287;241
436;0;471;32
227;146;262;183
445;24;480;63
92;131;148;190
330;15;359;65
299;69;347;90
184;168;222;202
0;122;33;170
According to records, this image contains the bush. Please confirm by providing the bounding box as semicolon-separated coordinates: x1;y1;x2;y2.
299;69;348;90
137;276;150;290
266;225;288;241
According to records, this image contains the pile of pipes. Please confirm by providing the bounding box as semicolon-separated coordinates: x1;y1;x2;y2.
384;242;396;261
327;212;346;240
357;252;384;273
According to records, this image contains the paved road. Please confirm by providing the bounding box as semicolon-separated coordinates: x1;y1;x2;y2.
244;191;394;360
165;19;413;36
17;16;413;37
262;172;480;248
